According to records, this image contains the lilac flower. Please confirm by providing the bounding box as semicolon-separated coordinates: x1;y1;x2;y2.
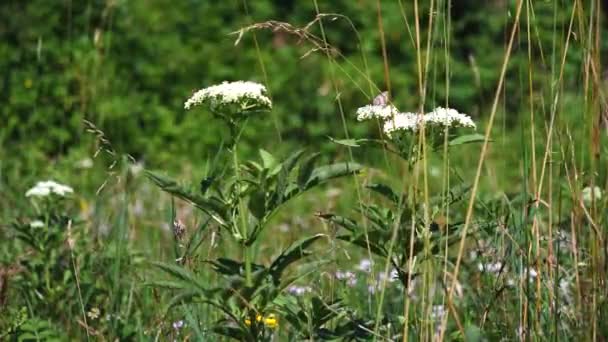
287;285;312;296
335;270;357;287
172;320;185;330
357;259;373;273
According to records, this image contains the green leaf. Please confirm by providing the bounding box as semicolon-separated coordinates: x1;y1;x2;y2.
328;137;363;147
330;137;393;151
182;218;212;260
336;234;387;257
449;133;488;146
146;170;227;222
305;162;363;189
366;183;400;204
297;152;321;189
316;213;360;232
151;261;207;292
208;258;265;277
271;150;306;207
464;324;483;342
269;234;324;281
212;325;248;341
248;190;266;219
259;149;277;170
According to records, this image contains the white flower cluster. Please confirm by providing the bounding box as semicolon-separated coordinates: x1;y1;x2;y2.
356;102;476;137
477;262;504;273
184;81;272;111
356;104;399;121
424;107;476;129
25;180;74;198
383;113;422;136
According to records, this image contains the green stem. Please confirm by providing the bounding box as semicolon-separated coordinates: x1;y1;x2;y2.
230;121;252;286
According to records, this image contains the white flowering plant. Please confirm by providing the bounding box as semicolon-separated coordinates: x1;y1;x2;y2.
338;100;484;166
184;81;272;141
318;95;493;324
8;181;85;319
146;80;364;341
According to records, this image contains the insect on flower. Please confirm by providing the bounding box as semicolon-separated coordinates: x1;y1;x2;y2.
372;91;389;106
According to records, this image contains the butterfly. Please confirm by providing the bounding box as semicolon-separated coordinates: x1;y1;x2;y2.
372;91;389;106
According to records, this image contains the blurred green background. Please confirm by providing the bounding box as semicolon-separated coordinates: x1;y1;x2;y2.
1;0;604;188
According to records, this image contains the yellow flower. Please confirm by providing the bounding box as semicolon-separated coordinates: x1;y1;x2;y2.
244;314;262;326
24;78;33;89
263;314;278;328
244;313;278;328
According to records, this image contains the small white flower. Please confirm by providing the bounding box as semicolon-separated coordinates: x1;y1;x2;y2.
335;270;357;286
382;112;421;136
26;180;74;198
582;186;602;205
287;285;312;296
377;269;399;283
357;259;373;273
184;81;272;111
129;162;145;176
87;308;100;320
172;320;185;330
431;305;446;321
424;107;476;129
356;104;399;121
75;158;94;169
523;268;538;282
478;262;503;273
26;186;51;197
30;220;45;228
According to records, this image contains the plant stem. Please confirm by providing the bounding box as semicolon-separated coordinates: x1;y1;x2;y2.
230;122;252;286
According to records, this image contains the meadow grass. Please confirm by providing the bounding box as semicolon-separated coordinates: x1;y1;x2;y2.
1;0;607;341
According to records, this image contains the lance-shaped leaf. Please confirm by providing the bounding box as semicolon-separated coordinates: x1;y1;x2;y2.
297;152;321;189
304;162;363;189
212;324;250;341
207;258;265;277
336;233;388;257
269;234;324;282
259;148;278;170
145;170;227;222
366;183;401;204
151;261;207;293
448;133;489;147
270;149;306;208
316;213;360;232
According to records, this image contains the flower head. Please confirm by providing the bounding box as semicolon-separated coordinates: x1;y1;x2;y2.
245;313;278;329
356;104;399;121
26;180;74;198
477;262;503;273
382;113;421;136
287;285;312;296
263;314;278;328
424;107;476;129
184;81;272;112
335;270;357;287
87;307;100;320
30;220;45;228
582;186;602;205
172;320;185;330
357;259;373;273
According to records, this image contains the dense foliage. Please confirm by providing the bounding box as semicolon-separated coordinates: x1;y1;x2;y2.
1;0;608;341
2;1;600;167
